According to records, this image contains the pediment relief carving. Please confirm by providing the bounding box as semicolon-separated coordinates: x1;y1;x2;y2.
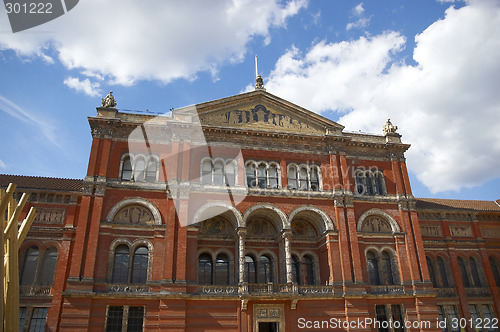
199;104;327;135
291;220;317;239
247;219;277;238
360;215;393;233
198;217;234;236
113;204;155;225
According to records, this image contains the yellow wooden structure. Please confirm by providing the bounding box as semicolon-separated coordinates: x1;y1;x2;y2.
0;184;36;332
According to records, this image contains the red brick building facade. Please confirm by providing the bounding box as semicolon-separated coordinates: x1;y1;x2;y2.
2;87;500;331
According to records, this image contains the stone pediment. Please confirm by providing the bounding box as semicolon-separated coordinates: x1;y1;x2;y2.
194;90;343;135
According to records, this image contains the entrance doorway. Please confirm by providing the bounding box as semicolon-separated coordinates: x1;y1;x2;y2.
258;322;278;332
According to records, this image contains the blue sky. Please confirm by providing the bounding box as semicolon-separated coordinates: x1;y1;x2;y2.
0;0;499;201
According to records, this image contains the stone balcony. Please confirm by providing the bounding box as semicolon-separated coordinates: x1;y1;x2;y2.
436;288;457;298
368;285;405;295
465;287;491;297
19;285;52;296
197;283;337;296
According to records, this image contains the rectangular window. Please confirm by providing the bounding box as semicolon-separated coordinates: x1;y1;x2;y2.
29;307;48;332
19;307;27;331
375;305;389;332
127;307;145;332
391;305;405;332
106;306;124;332
437;306;446;332
448;306;460;332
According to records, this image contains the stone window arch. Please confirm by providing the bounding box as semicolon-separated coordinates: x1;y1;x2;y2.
245;255;257;284
291;255;300;284
121;155;133;181
457;256;471;287
469;256;483;287
38;247;58;286
287;163;322;191
437;256;451;288
200;157;237;187
365;247;400;285
109;241;151;284
366;250;380;285
198;253;213;285
245;160;281;189
259;255;273;283
357;209;400;234
119;153;159;183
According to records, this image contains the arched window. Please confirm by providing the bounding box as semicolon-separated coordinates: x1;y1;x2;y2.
257;164;267;188
298;168;308;190
213;161;224;186
215;254;230;285
426;257;437;288
245;255;257;283
375;172;385;195
367;251;380;285
20;246;39;285
145;160;157;183
310;168;320;191
38;247;58;286
303;255;315;285
381;252;394;285
131;246;148;284
288;166;298;190
489;256;500;287
225;163;235;187
291;255;300;284
198;254;213;285
246;165;257;188
134;159;146;182
112;245;130;284
458;257;471;287
121;157;133;181
201;160;212;185
469;257;482;287
259;255;273;283
268;165;279;189
355;172;365;194
365;172;374;195
437;257;450;288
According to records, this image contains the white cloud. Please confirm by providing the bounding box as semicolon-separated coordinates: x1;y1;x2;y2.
64;77;101;96
346;3;370;31
263;0;500;193
353;3;365;16
0;0;307;86
0;160;6;170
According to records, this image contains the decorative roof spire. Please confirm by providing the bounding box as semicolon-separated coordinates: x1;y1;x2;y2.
255;55;265;90
383;118;398;135
101;91;117;108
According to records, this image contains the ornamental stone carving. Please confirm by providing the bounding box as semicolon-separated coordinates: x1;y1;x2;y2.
420;225;442;237
247;219;276;238
449;225;473;238
101;91;117;108
360;215;393;233
383;118;398;135
34;208;65;224
198;217;233;236
113;204;155;225
291;220;316;239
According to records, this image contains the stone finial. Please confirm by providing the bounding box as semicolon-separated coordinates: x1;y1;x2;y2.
101;91;117;108
255;75;265;90
383;118;398;135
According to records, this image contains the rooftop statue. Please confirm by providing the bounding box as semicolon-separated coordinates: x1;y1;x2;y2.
101;91;117;108
383;118;398;135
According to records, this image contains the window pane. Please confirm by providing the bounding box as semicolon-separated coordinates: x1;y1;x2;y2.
257;165;267;188
367;252;380;285
19;307;26;332
356;173;365;194
259;256;273;283
198;254;213;285
225;163;235;187
366;172;374;195
291;256;300;284
145;161;157;183
481;305;495;332
310;168;319;191
245;255;256;283
112;245;130;284
38;247;58;286
392;305;405;332
131;247;148;284
458;257;470;287
437;257;450;288
448;306;460;332
489;257;500;287
127;306;145;332
469;257;482;287
214;161;224;185
21;246;39;285
201;160;212;185
29;307;48;332
268;166;278;189
246;165;256;188
437;306;446;332
298;168;308;190
106;306;123;332
303;256;315;285
215;254;230;285
134;159;146;182
122;158;133;181
468;305;481;331
426;257;437;288
375;305;389;332
287;166;298;190
381;252;394;285
375;173;385;195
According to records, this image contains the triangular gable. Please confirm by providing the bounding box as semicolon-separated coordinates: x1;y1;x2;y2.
190;90;344;135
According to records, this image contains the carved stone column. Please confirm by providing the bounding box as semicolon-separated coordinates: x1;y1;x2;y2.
282;229;293;284
237;228;247;284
